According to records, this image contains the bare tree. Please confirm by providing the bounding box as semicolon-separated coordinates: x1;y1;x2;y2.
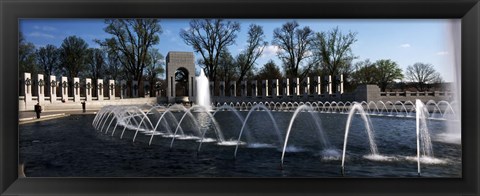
104;49;124;81
36;44;60;78
236;24;267;85
180;19;240;83
405;62;443;91
272;21;315;80
144;48;165;95
97;19;162;83
85;48;106;82
313;27;357;76
217;49;237;88
19;32;38;76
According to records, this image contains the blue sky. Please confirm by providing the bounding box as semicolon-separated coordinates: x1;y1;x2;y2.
20;19;459;82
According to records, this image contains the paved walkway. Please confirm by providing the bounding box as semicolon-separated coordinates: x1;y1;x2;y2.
19;110;98;124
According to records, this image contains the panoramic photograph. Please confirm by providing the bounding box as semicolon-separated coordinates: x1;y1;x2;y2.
18;19;461;177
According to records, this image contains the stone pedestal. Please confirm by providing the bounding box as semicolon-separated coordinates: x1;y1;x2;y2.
37;74;45;103
315;76;321;96
339;74;344;94
251;81;258;97
355;84;381;102
272;79;278;98
219;81;225;97
262;80;269;98
61;76;68;102
293;78;300;97
328;75;332;95
97;79;104;101
73;77;80;102
50;75;57;103
283;78;289;97
132;80;138;98
24;73;32;109
120;80;127;99
109;80;115;99
86;78;92;101
229;81;236;97
241;81;247;97
303;77;310;98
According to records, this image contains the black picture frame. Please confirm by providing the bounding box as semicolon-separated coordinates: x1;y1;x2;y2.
1;0;479;195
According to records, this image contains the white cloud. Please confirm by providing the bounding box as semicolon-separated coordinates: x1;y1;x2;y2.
28;32;55;39
400;43;411;48
33;25;57;31
436;51;449;56
261;45;281;57
163;29;172;36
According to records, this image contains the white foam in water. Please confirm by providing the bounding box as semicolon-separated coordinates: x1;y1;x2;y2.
248;143;276;148
176;135;201;140
196;138;217;143
217;140;246;146
163;134;185;138
435;133;461;145
143;131;163;136
284;145;305;152
363;154;397;162
405;156;448;165
320;149;342;161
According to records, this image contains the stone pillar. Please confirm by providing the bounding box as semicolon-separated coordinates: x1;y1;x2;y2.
229;81;236;97
328;75;332;95
61;76;68;102
219;81;225;97
340;74;344;94
241;81;247;97
86;78;92;101
24;73;32;102
324;76;330;95
251;81;258;97
120;80;127;99
315;76;321;96
293;78;300;97
109;80;115;100
50;75;57;103
209;82;214;97
283;78;290;97
167;76;175;102
142;81;148;97
97;79;104;101
73;77;80;102
132;80;138;98
303;78;310;98
37;74;45;103
190;76;195;98
262;80;269;98
272;79;279;98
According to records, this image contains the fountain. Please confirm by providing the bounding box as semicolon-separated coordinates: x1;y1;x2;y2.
196;69;211;111
87;71;460;177
88;98;459;177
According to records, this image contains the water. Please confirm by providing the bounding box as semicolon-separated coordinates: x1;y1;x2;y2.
19;107;461;177
196;69;211;111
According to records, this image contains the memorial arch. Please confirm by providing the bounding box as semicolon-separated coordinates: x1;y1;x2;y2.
166;52;195;103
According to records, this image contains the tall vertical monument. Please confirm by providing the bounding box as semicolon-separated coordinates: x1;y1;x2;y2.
166;52;196;103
